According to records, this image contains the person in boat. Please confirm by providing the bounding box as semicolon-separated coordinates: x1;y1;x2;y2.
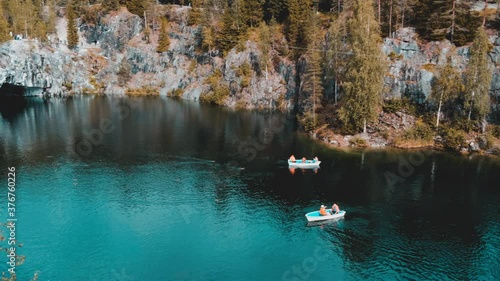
302;157;306;163
332;203;340;214
319;205;328;216
313;156;319;162
289;155;296;162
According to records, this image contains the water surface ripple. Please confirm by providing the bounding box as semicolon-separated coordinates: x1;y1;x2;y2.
0;96;499;281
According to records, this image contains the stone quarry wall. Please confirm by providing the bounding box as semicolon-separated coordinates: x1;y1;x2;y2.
0;7;499;113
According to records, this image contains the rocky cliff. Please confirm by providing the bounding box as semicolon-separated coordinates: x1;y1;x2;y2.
0;6;499;113
383;28;500;103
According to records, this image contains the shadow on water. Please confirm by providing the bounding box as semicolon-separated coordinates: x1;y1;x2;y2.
0;96;28;120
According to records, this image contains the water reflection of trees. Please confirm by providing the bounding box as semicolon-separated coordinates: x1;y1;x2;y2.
0;96;296;164
0;96;28;120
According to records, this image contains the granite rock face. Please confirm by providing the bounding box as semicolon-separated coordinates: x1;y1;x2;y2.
80;9;143;58
382;27;500;103
0;40;93;95
1;8;499;113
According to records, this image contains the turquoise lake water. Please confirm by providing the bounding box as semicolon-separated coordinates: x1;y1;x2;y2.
0;96;499;281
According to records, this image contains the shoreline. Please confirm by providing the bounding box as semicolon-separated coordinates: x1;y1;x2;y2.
2;94;499;158
308;129;500;158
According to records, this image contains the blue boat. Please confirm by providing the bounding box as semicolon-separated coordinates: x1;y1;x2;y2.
288;159;321;168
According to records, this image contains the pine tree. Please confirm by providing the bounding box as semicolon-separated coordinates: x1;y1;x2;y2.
188;0;202;26
144;0;158;35
264;0;286;22
338;0;386;134
287;0;312;58
287;0;300;49
67;0;79;50
26;0;38;38
46;0;58;35
0;3;9;43
117;57;132;85
411;0;479;46
380;0;417;37
326;12;349;104
258;21;271;78
431;58;464;128
243;0;264;27
7;0;36;38
6;0;20;35
200;2;215;51
126;0;147;16
299;13;323;131
1;0;58;42
232;0;247;35
217;3;242;54
464;26;493;133
103;0;120;12
157;17;170;52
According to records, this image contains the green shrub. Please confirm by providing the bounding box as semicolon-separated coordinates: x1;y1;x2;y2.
484;134;495;150
349;136;368;147
492;125;500;138
240;77;250;88
422;63;436;72
80;5;104;27
117;58;132;85
380;129;391;140
200;69;229;105
236;62;252;77
400;120;434;141
206;69;222;87
454;118;475;132
235;100;247;110
199;86;229;105
298;111;318;132
442;127;467;150
63;81;72;91
383;97;416;115
189;59;197;73
276;94;285;110
236;40;246;52
83;76;105;94
126;86;159;96
187;7;202;26
170;88;184;98
388;51;398;61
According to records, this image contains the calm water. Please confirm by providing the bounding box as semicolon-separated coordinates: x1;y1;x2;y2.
1;96;500;281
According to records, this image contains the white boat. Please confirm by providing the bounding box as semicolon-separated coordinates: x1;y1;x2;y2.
288;159;321;168
305;209;346;222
